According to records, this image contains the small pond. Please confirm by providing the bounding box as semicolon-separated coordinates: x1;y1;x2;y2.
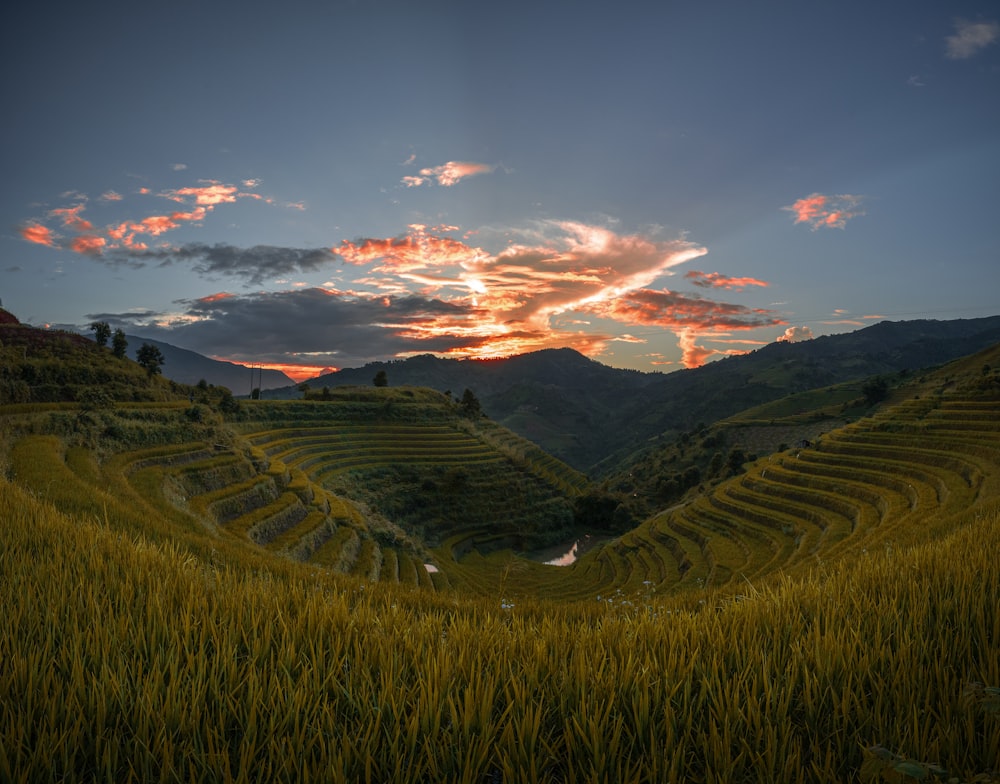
525;534;605;566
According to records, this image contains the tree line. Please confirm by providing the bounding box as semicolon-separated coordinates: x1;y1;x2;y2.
90;321;164;377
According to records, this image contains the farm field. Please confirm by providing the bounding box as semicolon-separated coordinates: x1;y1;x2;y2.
1;327;999;781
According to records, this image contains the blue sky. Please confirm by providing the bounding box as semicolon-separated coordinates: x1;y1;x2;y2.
2;0;998;380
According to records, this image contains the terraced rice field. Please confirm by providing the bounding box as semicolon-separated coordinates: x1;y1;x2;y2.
577;393;1000;600
7;379;997;603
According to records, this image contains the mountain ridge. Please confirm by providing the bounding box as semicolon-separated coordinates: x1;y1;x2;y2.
121;334;295;392
268;316;1000;471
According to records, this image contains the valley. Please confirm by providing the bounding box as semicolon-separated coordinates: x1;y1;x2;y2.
2;310;998;782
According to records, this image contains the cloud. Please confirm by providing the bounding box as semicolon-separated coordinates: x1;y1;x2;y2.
776;325;814;343
591;287;784;332
782;193;864;230
50;204;94;232
162;182;240;206
171;163;188;171
24;176;779;372
70;235;107;255
18;178;284;261
91;288;484;368
80;220;774;371
946;19;999;59
339;221;710;336
677;330;718;369
401;161;497;187
20;223;56;247
338;224;490;273
124;243;338;285
684;270;769;290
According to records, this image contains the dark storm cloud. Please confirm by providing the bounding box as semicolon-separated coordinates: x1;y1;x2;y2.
112;243;337;285
96;288;478;367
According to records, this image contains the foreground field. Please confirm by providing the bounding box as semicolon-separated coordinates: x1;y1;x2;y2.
2;476;997;782
2;328;999;781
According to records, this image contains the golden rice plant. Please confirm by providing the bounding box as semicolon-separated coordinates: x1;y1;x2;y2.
3;469;997;782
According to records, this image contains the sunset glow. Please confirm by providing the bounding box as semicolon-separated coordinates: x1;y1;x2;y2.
4;1;997;378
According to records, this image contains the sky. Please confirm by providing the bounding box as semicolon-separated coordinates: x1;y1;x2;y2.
2;0;998;381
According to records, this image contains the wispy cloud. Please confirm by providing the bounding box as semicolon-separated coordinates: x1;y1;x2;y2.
338;221;713;342
590;287;783;333
401;161;497;187
103;221;776;368
19;179;281;259
684;270;769;290
782;193;865;230
23;178;781;371
120;244;338;286
946;19;999;59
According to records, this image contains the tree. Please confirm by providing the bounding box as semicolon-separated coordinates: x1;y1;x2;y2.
216;388;239;415
111;329;128;359
298;382;311;398
726;447;747;474
89;321;111;347
373;369;388;387
459;388;481;418
136;343;165;377
862;376;889;406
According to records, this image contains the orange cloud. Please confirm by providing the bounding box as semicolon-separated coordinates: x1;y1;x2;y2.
334;222;718;361
677;330;717;368
199;292;235;303
21;178;269;260
403;161;497;187
685;270;769;290
337;225;491;274
592;287;784;332
335;221;784;366
783;193;864;230
164;182;239;206
50;204;94;232
70;235;107;255
20;224;56;246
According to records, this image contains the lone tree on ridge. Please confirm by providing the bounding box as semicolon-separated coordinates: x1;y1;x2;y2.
89;321;111;347
111;329;128;359
136;343;165;377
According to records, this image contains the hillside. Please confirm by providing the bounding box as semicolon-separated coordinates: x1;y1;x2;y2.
7;350;1000;784
123;334;295;392
269;316;1000;472
2;326;999;780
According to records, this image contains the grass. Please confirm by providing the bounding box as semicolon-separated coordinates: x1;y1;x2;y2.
2;476;997;781
2;343;999;780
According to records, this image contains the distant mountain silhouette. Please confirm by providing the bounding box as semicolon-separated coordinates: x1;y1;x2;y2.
122;336;294;392
267;316;1000;472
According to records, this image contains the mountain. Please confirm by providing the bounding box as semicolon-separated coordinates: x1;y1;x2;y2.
269;316;1000;473
123;335;294;392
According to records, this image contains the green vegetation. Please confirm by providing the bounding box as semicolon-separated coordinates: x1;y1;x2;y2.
2;318;999;781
